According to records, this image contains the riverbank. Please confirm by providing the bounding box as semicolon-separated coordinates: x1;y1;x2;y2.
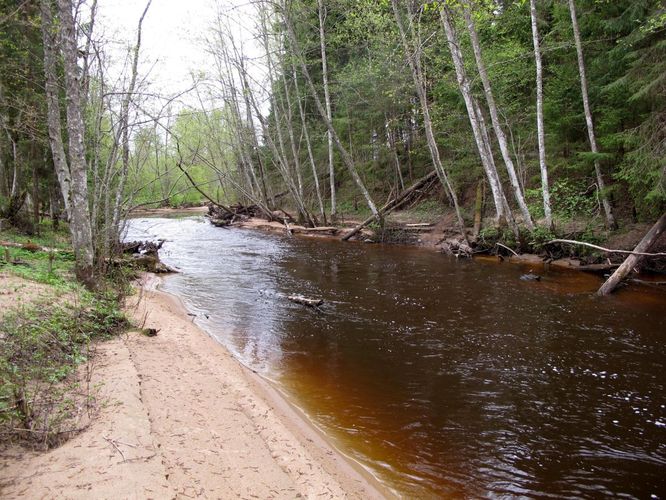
0;273;388;498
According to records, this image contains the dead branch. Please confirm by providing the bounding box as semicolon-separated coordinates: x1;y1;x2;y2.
496;242;519;256
548;238;666;257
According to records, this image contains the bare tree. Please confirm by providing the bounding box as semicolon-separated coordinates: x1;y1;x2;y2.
318;0;336;218
440;5;516;232
391;0;466;238
568;0;616;229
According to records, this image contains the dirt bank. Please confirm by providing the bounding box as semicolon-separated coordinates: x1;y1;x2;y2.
0;274;388;499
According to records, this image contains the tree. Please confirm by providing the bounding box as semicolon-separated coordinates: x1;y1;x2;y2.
55;0;95;283
568;0;616;229
391;0;466;238
529;0;553;228
318;0;336;219
463;1;535;229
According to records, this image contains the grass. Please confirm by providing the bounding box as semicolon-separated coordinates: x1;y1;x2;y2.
0;221;131;448
1;221;78;289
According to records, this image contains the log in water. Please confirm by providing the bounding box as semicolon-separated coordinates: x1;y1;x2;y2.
126;216;666;498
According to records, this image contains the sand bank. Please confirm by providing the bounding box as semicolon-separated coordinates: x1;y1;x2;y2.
0;274;388;499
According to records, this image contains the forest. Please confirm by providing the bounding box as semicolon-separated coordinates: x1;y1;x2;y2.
0;0;665;281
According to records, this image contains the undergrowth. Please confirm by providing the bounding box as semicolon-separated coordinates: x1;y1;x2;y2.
0;223;132;449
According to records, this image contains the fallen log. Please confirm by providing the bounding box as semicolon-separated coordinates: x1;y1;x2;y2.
547;238;666;257
598;213;666;296
0;240;59;253
405;222;434;228
287;295;323;307
342;170;439;241
296;226;338;233
401;226;434;232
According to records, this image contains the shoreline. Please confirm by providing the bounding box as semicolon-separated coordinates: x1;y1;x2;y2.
0;273;390;498
146;274;393;498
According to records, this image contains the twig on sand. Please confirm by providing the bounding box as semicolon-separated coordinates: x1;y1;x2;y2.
104;436;126;462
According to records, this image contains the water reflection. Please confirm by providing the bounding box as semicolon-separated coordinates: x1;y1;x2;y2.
126;217;666;498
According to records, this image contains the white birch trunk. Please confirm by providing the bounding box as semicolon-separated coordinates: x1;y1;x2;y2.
530;0;553;228
391;0;467;238
463;3;534;229
318;0;336;218
40;0;72;219
440;6;508;226
568;0;616;229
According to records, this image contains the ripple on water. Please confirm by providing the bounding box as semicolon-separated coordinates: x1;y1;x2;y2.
126;217;666;498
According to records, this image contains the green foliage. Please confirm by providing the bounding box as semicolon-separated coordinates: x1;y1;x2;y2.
526;179;600;221
0;294;127;447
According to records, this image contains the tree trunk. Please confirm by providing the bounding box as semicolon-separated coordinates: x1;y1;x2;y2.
530;0;553;228
439;6;509;229
56;0;95;283
293;64;326;224
473;179;484;237
568;0;616;229
282;2;380;221
40;0;71;219
391;0;467;240
463;3;534;229
318;0;336;218
112;0;152;235
598;213;666;295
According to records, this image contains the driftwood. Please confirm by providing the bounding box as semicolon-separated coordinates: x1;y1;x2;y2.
287;295;323;307
496;242;518;256
401;226;434;232
342;170;439;241
405;222;434;228
122;239;177;273
598;213;666;296
439;238;473;258
295;226;338;234
548;238;666;257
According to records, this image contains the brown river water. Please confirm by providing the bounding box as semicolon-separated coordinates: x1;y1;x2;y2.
126;216;666;498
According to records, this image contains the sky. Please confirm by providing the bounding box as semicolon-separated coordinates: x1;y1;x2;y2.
97;0;213;96
96;0;262;105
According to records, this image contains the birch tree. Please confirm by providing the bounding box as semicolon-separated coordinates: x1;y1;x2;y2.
390;0;466;237
529;0;553;228
568;0;616;229
463;1;534;229
55;0;95;283
439;5;515;231
318;0;336;218
40;0;71;218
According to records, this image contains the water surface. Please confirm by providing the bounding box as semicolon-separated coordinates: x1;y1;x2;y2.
126;216;666;498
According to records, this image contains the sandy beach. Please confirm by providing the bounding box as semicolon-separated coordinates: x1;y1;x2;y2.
0;274;388;499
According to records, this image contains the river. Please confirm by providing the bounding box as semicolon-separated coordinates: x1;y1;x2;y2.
126;216;666;498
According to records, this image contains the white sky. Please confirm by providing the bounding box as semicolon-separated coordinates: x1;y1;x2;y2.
97;0;213;97
96;0;262;104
